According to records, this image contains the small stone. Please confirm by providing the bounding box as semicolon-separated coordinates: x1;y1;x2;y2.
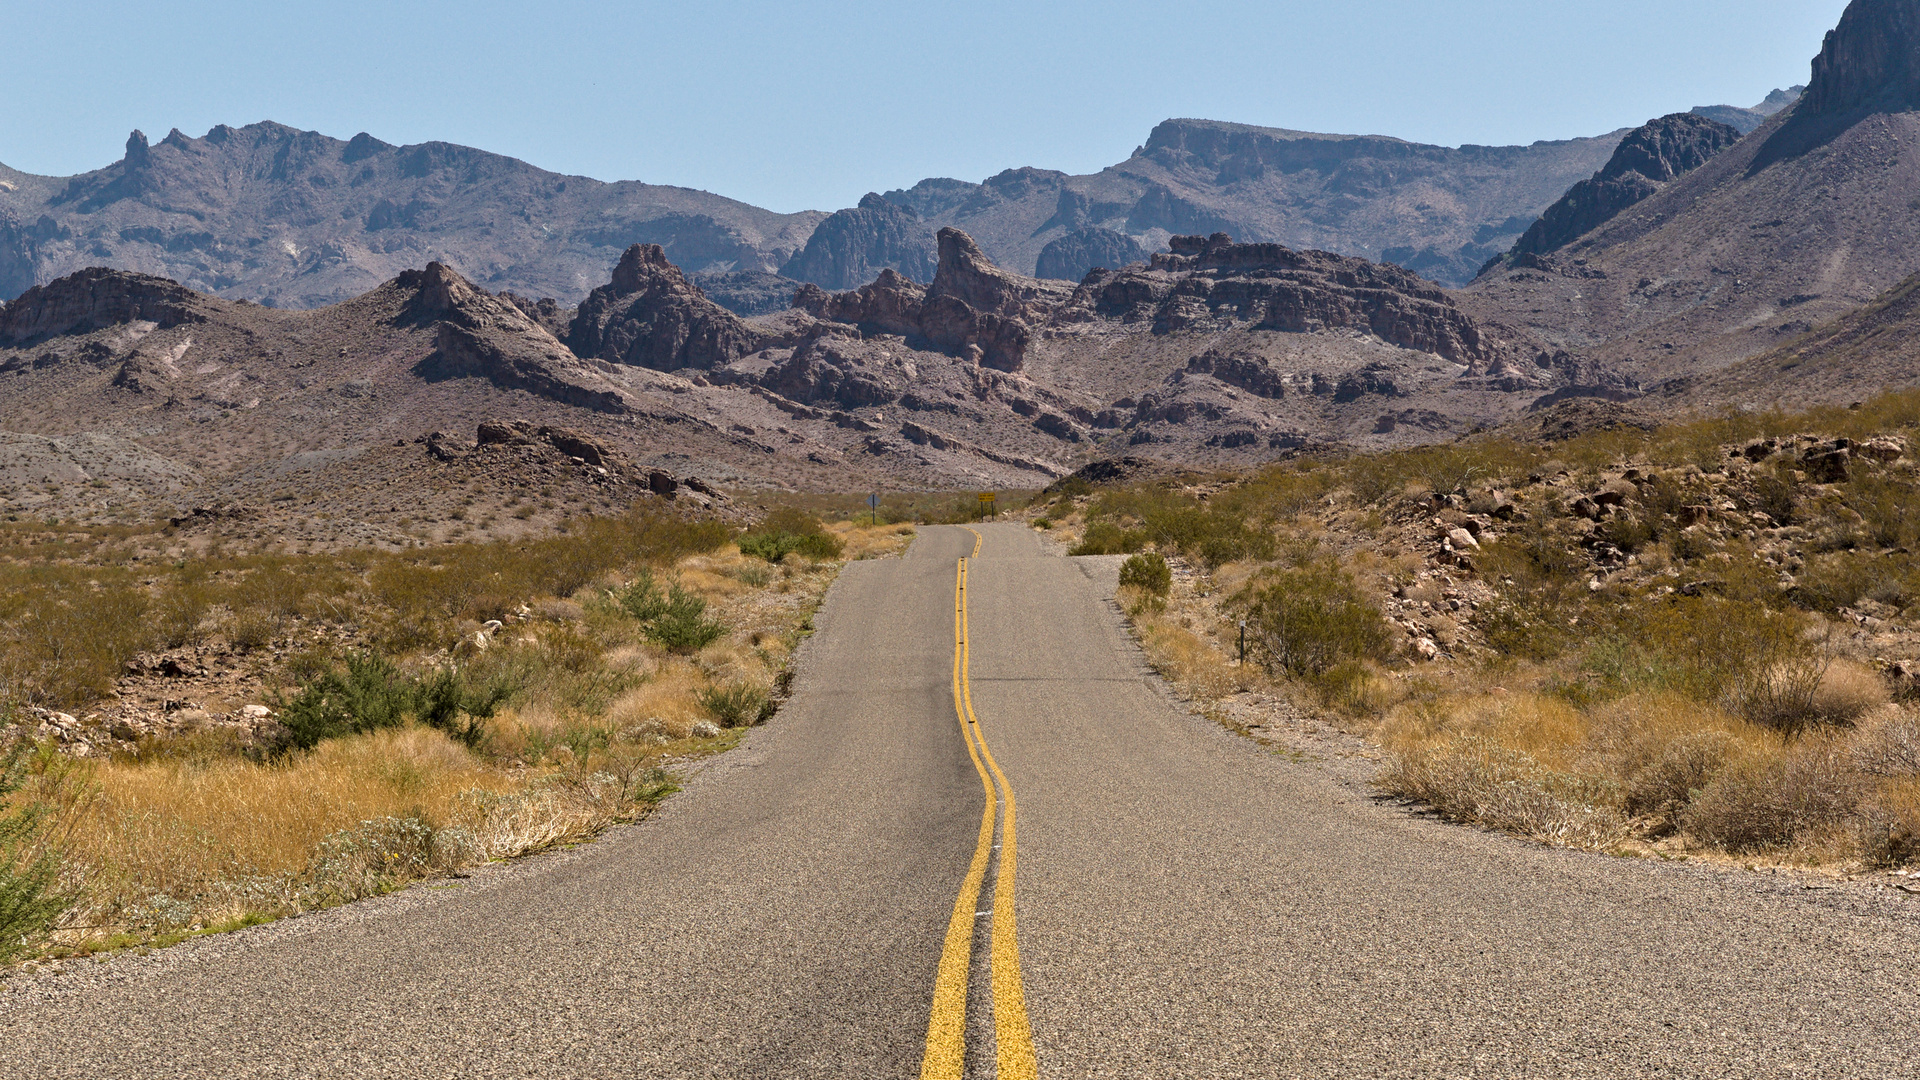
240;704;272;720
1412;637;1440;661
1446;527;1480;550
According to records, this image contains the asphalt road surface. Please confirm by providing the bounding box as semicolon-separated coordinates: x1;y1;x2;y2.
2;523;1916;1078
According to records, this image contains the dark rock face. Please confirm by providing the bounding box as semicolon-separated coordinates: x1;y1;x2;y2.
1074;233;1513;371
1181;350;1296;398
690;271;805;316
1035;227;1148;281
0;212;35;303
760;333;902;411
0;267;205;345
405;262;629;413
794;229;1072;372
497;292;572;339
780;194;937;290
1506;114;1743;260
566;245;757;371
1804;0;1920;116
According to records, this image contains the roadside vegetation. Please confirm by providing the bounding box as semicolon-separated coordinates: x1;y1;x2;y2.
0;505;914;964
1045;390;1920;874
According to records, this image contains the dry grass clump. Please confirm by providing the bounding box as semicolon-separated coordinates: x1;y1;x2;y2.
1126;604;1253;702
1374;685;1920;864
0;503;868;960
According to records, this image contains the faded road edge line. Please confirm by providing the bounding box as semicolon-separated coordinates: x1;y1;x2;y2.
921;556;999;1080
958;548;1039;1079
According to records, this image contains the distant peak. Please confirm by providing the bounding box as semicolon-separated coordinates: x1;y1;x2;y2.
124;130;150;168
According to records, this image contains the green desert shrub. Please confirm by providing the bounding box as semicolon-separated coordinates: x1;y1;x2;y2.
275;654;512;751
737;508;843;563
1232;565;1390;682
0;740;66;962
698;683;771;728
1118;552;1172;597
1069;521;1145;556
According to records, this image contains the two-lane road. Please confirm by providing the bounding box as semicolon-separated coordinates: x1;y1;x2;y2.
2;524;1915;1077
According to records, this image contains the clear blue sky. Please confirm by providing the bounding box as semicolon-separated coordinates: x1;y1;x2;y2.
1;0;1851;214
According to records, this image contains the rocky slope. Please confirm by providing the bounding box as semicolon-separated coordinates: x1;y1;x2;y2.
1664;271;1920;407
1691;86;1806;134
1498;113;1744;264
0;225;1598;519
1463;0;1920;399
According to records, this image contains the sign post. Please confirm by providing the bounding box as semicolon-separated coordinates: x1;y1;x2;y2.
977;492;996;520
868;492;880;526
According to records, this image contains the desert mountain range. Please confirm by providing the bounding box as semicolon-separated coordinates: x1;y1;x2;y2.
1;92;1804;313
2;0;1919;527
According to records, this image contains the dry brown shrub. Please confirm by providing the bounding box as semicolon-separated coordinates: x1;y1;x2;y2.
1132;611;1252;702
1382;737;1625;848
1682;735;1865;853
1807;660;1892;727
1850;708;1920;778
1855;779;1920;867
603;661;709;739
1580;694;1765;827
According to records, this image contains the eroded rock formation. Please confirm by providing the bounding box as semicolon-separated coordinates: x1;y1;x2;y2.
780;194;937;290
1803;0;1920;117
1504;113;1743;261
794;229;1071;371
0;267;205;345
1073;233;1514;371
566;244;757;371
406;262;629;413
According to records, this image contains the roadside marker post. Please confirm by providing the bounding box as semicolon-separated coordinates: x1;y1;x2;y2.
868;492;880;526
1238;620;1247;666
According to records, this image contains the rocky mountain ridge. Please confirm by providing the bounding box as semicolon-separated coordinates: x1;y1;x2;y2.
1462;0;1920;400
3;95;1791;312
0;222;1609;522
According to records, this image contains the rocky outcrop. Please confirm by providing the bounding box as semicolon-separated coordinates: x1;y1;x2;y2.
1504;114;1743;261
476;419;617;466
1179;350;1299;399
780;194;937;290
0;211;35;303
497;292;573;338
406;262;629;413
0;266;205;344
1036;227;1149;282
1803;0;1920;117
690;271;805;316
566;244;757;371
794;229;1072;372
760;333;903;411
1074;233;1513;371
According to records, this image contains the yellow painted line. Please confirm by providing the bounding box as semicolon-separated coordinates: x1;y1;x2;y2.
955;553;1039;1078
921;556;998;1080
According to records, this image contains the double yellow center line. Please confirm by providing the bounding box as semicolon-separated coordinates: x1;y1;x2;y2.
922;529;1038;1079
